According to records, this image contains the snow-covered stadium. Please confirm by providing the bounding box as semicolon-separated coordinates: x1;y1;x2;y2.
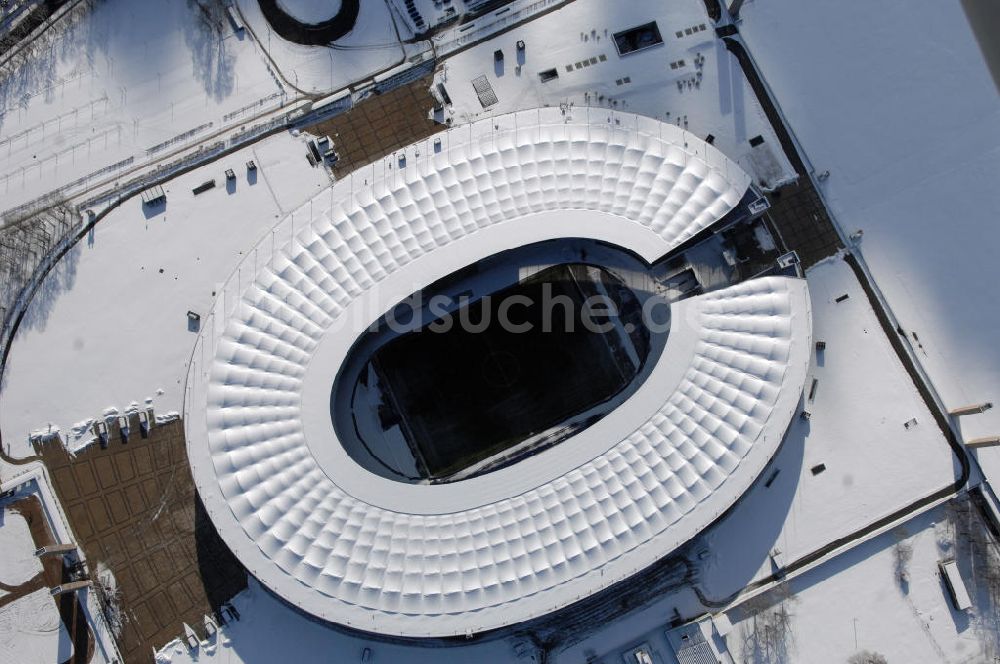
3;0;999;660
184;108;812;638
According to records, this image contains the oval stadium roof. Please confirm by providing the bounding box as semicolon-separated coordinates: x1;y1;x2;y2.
184;108;812;637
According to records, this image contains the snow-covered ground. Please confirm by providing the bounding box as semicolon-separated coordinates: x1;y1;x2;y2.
0;132;330;457
0;469;122;663
699;257;963;598
235;0;406;94
0;0;286;213
0;587;74;664
435;0;796;190
154;579;519;664
558;500;998;664
726;504;989;664
0;508;42;585
737;2;1000;471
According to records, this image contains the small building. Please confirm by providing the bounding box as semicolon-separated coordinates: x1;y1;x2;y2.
308;139;322;164
192;180;216;195
140;185;166;206
665;615;731;664
226;5;245;33
940;559;973;611
621;642;655;664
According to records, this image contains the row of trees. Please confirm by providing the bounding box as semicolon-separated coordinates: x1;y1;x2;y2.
0;200;77;332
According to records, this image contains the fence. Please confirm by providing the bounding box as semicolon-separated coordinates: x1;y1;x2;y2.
145;122;214;156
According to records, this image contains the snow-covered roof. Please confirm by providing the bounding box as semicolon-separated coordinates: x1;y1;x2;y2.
184;108;811;637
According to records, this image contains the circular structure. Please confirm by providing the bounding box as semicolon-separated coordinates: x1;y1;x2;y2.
258;0;359;45
185;108;812;637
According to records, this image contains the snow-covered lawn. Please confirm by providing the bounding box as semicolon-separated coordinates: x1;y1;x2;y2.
726;505;988;664
0;587;73;664
0;508;42;585
0;0;285;212
698;257;961;598
737;2;1000;472
0;132;330;457
435;0;795;190
559;500;995;664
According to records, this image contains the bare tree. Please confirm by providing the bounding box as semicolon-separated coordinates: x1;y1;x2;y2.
93;562;125;637
943;495;1000;661
0;199;77;325
738;584;796;664
892;534;913;589
848;651;888;664
188;0;228;35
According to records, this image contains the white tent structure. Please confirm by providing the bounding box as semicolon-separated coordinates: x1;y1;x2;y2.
184;108;812;637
